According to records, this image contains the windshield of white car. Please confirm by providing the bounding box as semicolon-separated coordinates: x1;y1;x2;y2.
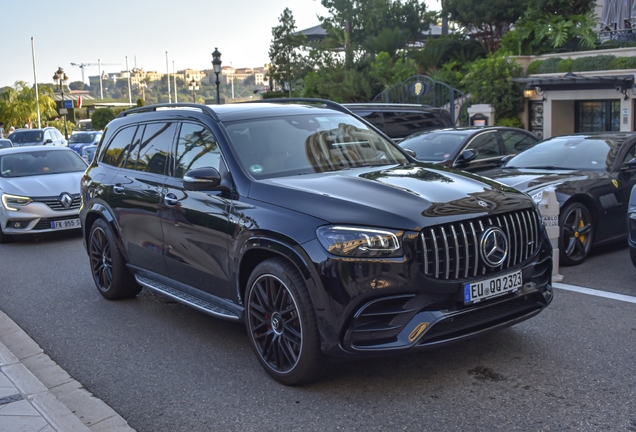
224;113;409;178
504;136;620;171
0;151;87;178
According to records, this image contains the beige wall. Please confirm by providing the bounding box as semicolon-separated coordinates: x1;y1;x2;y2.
551;100;575;136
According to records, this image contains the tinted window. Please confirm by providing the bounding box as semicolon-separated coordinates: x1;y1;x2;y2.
353;111;386;132
174;123;221;178
383;111;448;140
101;126;136;167
134;122;176;175
10;131;43;143
0;139;12;149
125;126;145;171
466;132;500;159
501;130;537;154
399;132;468;161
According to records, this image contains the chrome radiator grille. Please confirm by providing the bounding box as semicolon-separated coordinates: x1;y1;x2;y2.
420;209;541;280
33;194;81;211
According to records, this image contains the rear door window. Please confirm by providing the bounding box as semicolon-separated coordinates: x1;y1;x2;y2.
101;126;137;167
466;132;501;159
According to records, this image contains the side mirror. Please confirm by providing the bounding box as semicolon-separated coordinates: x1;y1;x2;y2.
45;139;53;144
455;148;478;166
183;167;229;191
402;148;417;159
623;157;636;170
499;154;514;166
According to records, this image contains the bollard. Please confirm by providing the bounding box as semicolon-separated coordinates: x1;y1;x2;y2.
537;187;563;282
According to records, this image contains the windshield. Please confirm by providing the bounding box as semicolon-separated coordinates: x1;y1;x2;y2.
75;121;92;131
69;133;99;144
9;131;43;143
399;132;468;161
505;136;623;171
0;150;87;178
224;113;409;178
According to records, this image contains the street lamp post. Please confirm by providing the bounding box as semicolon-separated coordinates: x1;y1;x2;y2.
53;67;69;140
188;77;199;103
212;48;222;105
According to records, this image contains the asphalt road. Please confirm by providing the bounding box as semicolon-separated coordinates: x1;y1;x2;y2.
1;231;635;431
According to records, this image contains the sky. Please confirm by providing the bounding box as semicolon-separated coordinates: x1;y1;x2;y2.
2;0;441;89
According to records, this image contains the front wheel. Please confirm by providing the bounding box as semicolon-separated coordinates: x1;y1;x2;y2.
88;219;141;300
559;202;594;266
245;258;329;385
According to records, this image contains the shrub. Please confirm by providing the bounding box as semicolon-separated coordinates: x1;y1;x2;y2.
495;117;524;128
557;59;573;73
538;57;563;73
91;108;116;131
571;55;616;71
527;60;544;75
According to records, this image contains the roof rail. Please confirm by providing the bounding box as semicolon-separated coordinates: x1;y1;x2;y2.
244;98;353;115
116;103;220;121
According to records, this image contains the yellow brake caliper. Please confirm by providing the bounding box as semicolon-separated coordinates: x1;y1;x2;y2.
575;219;586;243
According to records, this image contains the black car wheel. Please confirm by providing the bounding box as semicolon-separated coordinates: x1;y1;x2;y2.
245;258;329;386
89;219;141;300
559;202;594;266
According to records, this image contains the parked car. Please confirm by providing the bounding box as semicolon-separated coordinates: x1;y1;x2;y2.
344;103;454;142
8;128;67;147
68;131;102;157
80;100;553;385
0;146;87;243
82;144;97;163
398;127;540;172
0;139;12;149
72;119;95;134
627;185;636;267
481;132;636;266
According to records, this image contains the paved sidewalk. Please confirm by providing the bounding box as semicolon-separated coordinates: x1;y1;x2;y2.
0;310;134;431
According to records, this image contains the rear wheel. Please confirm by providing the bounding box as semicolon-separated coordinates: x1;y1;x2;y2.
559;202;593;266
88;219;141;299
245;257;329;386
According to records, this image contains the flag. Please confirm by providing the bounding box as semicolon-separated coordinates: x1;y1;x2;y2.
77;96;82;109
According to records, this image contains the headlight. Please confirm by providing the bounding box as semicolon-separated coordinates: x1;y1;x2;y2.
530;191;544;204
2;193;33;211
316;226;404;258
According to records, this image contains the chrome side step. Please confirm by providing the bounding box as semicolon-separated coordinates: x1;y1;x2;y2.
135;275;240;321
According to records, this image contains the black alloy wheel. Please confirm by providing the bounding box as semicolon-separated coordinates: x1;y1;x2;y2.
245;258;328;385
559;202;594;266
89;219;141;300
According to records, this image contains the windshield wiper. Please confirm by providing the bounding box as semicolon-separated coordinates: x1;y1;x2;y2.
514;166;571;170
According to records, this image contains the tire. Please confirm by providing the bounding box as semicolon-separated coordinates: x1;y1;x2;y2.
88;218;141;300
630;246;636;268
245;257;329;386
559;202;594;266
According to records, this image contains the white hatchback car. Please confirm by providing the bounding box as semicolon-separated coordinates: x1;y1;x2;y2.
0;146;87;243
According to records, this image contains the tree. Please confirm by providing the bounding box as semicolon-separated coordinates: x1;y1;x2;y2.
462;54;526;120
268;8;308;97
443;0;529;53
0;81;57;129
91;108;115;130
69;81;87;91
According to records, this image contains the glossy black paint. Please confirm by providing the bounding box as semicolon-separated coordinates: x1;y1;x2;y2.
627;185;636;267
399;127;539;172
80;102;552;360
482;132;636;248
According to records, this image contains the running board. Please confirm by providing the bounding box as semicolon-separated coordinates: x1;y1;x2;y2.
135;275;240;321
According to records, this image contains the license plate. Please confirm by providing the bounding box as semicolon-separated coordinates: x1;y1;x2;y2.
463;270;522;304
51;218;81;230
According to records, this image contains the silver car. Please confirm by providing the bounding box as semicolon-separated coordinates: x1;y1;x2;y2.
0;146;87;243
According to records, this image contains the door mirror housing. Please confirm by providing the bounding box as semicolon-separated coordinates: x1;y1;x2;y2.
183;167;229;191
402;148;417;159
455;149;478;166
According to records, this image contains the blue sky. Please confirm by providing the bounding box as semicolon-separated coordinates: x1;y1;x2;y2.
2;0;440;89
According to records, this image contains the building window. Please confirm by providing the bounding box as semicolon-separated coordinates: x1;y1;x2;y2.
576;100;620;132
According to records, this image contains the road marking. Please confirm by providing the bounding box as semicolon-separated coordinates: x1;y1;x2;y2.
553;282;636;305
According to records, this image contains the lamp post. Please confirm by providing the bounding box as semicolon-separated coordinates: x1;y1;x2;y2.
53;67;69;140
212;47;222;105
188;77;199;103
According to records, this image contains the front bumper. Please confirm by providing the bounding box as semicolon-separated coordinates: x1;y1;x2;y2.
1;202;81;235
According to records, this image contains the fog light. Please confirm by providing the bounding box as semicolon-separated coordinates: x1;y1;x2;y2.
9;221;28;229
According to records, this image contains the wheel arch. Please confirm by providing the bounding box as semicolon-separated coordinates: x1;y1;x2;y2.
83;203;126;259
559;194;599;233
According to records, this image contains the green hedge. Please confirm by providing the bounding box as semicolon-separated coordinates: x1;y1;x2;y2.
528;54;636;74
537;57;563;73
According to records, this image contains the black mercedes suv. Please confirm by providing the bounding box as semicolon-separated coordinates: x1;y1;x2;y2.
80;100;553;385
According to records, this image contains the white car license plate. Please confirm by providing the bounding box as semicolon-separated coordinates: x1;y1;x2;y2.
51;218;81;230
463;270;522;304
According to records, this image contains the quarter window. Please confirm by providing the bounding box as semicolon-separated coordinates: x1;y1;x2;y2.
101;126;137;167
134;122;176;175
174;123;221;178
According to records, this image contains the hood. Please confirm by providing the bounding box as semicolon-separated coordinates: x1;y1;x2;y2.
481;168;593;194
248;164;532;230
0;172;83;197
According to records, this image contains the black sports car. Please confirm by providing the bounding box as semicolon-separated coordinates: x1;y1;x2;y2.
399;127;539;172
482;132;636;266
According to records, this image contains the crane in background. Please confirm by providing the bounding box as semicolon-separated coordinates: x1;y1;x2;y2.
70;61;121;84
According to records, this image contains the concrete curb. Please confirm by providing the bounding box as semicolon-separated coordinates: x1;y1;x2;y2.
0;310;134;431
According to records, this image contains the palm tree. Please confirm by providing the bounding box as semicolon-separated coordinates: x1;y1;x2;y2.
0;81;57;128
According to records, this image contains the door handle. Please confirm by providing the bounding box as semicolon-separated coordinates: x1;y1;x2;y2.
113;185;125;194
164;193;178;207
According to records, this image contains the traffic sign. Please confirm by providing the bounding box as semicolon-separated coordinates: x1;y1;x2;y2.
64;100;73;109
